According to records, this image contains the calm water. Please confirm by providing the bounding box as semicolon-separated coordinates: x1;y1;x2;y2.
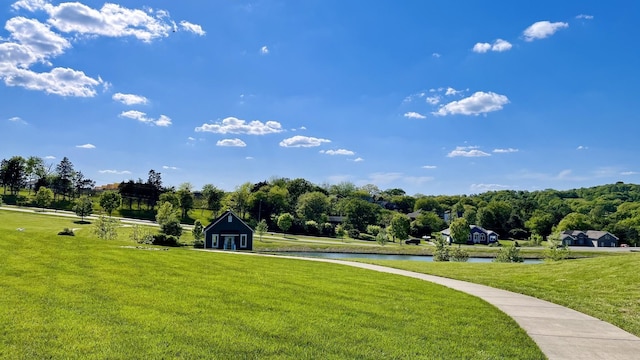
277;251;543;264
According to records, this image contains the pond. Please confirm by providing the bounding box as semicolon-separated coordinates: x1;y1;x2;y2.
275;251;543;264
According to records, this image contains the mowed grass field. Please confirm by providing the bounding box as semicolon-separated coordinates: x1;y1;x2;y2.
0;210;544;359
360;254;640;338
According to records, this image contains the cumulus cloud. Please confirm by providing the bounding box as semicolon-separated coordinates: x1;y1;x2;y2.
434;91;509;116
120;110;172;127
76;143;95;149
426;96;440;105
320;149;355;156
260;45;269;55
447;146;491;158
216;138;247;147
445;87;463;96
404;111;426;119
179;21;206;36
493;148;519;153
1;1;203;96
112;93;148;105
523;21;569;41
99;169;131;175
473;39;512;53
279;135;331;148
195;117;283;135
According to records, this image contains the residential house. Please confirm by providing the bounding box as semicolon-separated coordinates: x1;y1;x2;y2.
560;230;618;247
441;225;499;245
204;210;254;250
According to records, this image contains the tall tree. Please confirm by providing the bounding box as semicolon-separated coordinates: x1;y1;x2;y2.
177;182;194;219
35;187;53;210
342;198;380;232
229;182;252;218
389;213;410;242
277;212;294;236
296;191;330;223
201;184;225;217
25;156;45;194
255;219;268;242
147;169;162;209
54;157;74;200
450;217;471;244
0;156;27;195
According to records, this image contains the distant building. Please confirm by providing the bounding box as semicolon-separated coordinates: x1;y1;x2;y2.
440;225;499;245
204;210;254;251
560;230;618;247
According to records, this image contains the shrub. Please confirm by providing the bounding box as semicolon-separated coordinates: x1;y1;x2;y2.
305;220;319;235
335;224;346;238
93;216;119;240
433;237;450;262
347;229;360;239
450;245;469;262
493;244;524;263
161;219;183;238
321;222;334;237
152;234;180;247
366;225;381;236
58;228;75;236
130;225;153;244
376;230;388;246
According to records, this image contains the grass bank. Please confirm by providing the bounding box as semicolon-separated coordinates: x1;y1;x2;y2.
357;255;640;337
0;210;544;359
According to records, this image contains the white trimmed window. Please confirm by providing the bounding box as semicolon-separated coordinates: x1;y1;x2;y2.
228;214;233;222
240;234;247;248
212;234;219;248
473;233;480;243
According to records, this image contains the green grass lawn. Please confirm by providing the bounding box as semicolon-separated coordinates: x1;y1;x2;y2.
358;255;640;338
0;210;545;359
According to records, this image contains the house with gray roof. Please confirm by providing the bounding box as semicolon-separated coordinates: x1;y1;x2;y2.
441;225;499;245
560;230;618;247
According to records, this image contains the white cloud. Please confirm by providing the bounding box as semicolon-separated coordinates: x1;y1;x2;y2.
8;116;27;124
447;146;491;158
577;145;589;150
216;138;247;147
471;184;511;192
76;143;95;149
403;111;426;119
472;42;491;53
576;14;594;20
422;165;437;169
195;117;283;135
187;136;196;141
621;171;638;176
99;169;131;175
445;87;463;96
162;165;178;170
44;155;56;160
279;135;331;148
426;96;440;105
353;157;364;162
434;91;509;116
523;21;569;41
491;39;512;52
403;91;426;103
179;21;206;36
493;148;519;153
120;110;172;127
320;149;355;156
260;45;269;55
473;39;512;53
246;156;254;160
112;93;148;105
432;52;441;58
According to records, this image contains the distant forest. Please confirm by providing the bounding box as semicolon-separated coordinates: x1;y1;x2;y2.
2;155;640;245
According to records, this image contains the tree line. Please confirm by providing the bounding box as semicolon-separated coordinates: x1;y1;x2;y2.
3;154;640;245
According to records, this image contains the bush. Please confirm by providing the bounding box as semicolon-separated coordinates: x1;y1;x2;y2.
366;225;381;236
433;238;450;262
305;220;319;235
151;234;180;247
450;245;469;262
347;229;360;239
58;228;75;236
321;223;335;237
493;244;524;263
161;219;183;238
335;224;346;238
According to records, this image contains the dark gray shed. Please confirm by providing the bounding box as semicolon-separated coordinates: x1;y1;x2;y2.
203;210;254;250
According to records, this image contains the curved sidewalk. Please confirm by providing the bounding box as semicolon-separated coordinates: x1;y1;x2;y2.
266;254;640;360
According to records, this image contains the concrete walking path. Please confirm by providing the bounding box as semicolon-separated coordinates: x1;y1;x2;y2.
220;251;640;360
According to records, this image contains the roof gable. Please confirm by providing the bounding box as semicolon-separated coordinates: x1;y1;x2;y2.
204;210;254;233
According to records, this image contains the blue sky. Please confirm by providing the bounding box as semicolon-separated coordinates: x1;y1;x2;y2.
1;0;639;195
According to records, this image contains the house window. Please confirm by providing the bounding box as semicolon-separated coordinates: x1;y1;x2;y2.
212;234;219;248
480;234;486;243
228;214;233;223
473;233;480;243
240;234;247;248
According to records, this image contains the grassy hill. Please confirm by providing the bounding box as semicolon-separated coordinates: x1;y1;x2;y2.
0;210;544;359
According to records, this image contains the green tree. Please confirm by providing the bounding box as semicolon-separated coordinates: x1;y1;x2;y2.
73;195;93;221
450;245;469;262
449;217;470;244
342;198;380;232
390;213;410;242
201;184;225;217
0;156;27;195
556;212;593;231
177;183;195;219
411;211;446;237
25;156;45;194
35;186;53;210
192;219;204;242
433;237;450;262
255;219;268;242
277;212;294;236
156;201;183;237
494;243;524;263
93;215;119;240
229;182;252;218
525;210;555;238
296;191;330;223
375;228;388;246
159;191;180;208
99;191;122;216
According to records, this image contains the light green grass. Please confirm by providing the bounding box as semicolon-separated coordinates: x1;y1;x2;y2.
0;210;544;359
357;255;640;337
